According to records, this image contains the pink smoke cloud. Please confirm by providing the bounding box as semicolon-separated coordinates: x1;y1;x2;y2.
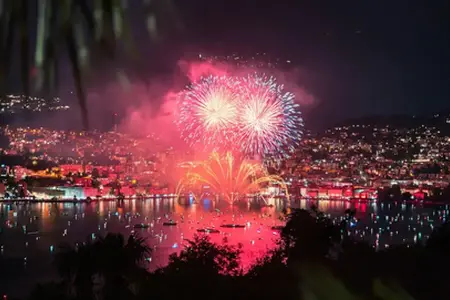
93;55;317;152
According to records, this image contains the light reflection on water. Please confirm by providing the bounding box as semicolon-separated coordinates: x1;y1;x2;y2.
0;198;449;296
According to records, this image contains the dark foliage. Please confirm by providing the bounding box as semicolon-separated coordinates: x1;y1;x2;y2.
280;206;341;263
41;233;150;300
148;235;243;300
161;235;242;276
0;0;179;130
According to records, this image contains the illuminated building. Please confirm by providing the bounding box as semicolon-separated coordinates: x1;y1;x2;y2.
0;94;69;114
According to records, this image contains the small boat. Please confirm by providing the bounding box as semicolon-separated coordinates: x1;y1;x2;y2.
27;231;40;235
163;221;177;226
220;224;246;228
133;224;150;229
197;228;220;233
271;225;284;231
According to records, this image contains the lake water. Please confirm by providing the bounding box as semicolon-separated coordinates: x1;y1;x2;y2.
0;198;448;297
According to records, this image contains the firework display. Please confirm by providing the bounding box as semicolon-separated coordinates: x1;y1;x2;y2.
177;73;303;157
237;74;302;155
176;151;288;203
177;75;240;148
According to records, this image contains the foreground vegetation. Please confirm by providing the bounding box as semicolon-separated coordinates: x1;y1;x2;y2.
27;207;450;300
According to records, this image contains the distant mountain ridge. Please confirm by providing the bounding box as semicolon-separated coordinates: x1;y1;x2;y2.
333;110;450;130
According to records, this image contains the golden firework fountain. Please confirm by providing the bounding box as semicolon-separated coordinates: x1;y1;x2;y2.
176;151;289;205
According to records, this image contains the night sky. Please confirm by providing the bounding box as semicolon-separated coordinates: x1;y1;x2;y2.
8;0;450;130
172;0;450;128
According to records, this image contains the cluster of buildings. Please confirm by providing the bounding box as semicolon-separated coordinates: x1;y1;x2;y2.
277;118;450;200
0;127;192;199
1;126;188;165
0;94;69;114
1;113;450;201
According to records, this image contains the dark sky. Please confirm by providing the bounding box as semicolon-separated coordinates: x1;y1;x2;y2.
8;0;450;130
170;0;450;128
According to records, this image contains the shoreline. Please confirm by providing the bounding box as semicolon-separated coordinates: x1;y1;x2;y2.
0;196;448;205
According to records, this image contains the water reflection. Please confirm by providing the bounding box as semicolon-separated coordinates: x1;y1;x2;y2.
0;199;449;296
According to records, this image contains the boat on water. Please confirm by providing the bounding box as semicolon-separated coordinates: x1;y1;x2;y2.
220;224;246;228
271;225;284;230
134;224;150;229
197;228;220;233
27;231;40;235
163;221;177;226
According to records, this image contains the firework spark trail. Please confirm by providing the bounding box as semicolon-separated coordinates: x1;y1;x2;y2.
238;74;303;155
177;73;304;157
176;152;289;203
237;74;303;157
177;75;239;150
